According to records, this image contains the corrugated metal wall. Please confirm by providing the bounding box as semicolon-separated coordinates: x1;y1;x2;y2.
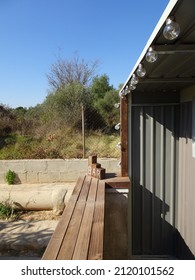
177;101;195;259
132;104;179;255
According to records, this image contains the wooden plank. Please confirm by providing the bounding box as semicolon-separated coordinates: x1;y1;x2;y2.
78;175;92;201
72;177;98;259
57;201;86;259
88;180;105;260
120;96;129;177
105;176;130;189
42;175;86;260
88;155;97;165
57;176;91;259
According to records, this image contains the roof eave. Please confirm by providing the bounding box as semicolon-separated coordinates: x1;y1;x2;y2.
120;0;179;94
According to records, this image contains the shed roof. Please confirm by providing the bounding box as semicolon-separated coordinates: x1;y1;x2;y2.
120;0;195;95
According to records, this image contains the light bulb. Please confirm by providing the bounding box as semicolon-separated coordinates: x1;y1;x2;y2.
163;18;180;40
124;86;130;95
136;64;146;77
131;74;139;85
145;47;158;63
116;142;121;149
119;90;125;98
115;123;120;130
114;103;120;109
129;83;136;91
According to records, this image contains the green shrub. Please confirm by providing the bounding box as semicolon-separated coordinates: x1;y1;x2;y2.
0;203;13;219
0;202;23;220
5;169;16;185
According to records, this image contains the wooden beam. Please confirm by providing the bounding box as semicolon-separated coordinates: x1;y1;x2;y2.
105;176;130;189
120;96;128;177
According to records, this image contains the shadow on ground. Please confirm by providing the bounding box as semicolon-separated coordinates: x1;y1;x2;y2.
0;219;58;260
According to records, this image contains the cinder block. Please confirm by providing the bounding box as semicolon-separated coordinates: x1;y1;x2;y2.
25;160;47;172
26;171;39;183
46;159;66;172
16;172;27;184
0;173;5;183
39;172;60;183
2;160;25;173
59;172;77;182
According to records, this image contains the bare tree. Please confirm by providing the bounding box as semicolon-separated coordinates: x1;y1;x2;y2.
47;53;100;90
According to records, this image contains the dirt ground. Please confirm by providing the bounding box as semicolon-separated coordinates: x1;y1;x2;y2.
0;210;61;260
15;209;61;221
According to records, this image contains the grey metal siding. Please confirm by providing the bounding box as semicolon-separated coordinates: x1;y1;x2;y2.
132;104;179;255
177;101;195;259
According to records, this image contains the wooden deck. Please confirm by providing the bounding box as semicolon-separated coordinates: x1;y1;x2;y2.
42;175;105;260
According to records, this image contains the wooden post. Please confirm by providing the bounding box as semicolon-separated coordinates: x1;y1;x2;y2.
120;96;128;177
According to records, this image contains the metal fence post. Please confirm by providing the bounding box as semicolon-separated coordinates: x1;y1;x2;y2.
81;105;86;158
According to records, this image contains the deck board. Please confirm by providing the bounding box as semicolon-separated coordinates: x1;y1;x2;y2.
42;175;105;260
88;180;105;260
42;175;86;260
72;178;98;259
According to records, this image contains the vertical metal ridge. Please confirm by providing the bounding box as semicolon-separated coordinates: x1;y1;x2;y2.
170;106;175;226
140;106;144;186
141;106;145;252
150;106;154;193
151;106;156;252
162;106;166;249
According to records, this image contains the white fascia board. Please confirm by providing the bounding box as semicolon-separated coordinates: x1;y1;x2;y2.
120;0;179;93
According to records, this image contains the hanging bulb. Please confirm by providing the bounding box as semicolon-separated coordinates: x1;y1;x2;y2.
129;83;136;91
136;64;146;77
131;74;139;85
163;18;180;40
115;123;120;130
124;85;130;95
119;90;125;98
116;142;121;149
145;47;158;63
114;103;119;109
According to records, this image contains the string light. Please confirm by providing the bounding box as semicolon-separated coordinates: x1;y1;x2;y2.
129;83;136;91
116;142;121;149
114;103;120;109
136;64;146;77
115;123;120;130
130;74;139;85
145;47;158;63
163;18;180;40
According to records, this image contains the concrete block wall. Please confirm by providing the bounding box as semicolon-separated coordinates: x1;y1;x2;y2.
0;158;119;183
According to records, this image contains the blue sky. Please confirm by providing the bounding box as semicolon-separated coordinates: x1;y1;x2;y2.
0;0;169;108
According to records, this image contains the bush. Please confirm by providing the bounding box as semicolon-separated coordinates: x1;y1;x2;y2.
5;170;16;185
0;202;23;220
0;203;13;219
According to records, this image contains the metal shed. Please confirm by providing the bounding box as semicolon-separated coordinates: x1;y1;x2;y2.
120;0;195;259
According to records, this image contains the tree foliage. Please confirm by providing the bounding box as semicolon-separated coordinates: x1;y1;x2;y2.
0;104;15;134
47;54;99;90
43;82;92;128
91;74;113;100
93;89;119;131
90;75;119;132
